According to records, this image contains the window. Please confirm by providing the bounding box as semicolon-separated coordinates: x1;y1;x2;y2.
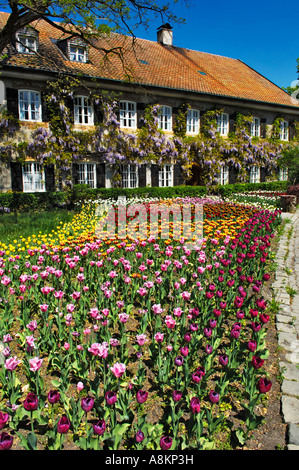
158;106;172;131
279;168;288;181
74;96;94;125
251;117;260;137
186;109;200;134
280;121;289;141
217;113;229;135
18;90;41;122
159;164;173;187
219;165;229;185
119;101;137;128
23;163;45;192
17;34;37;53
250;166;260;183
77;163;96;188
69;44;87;63
122;164;138;188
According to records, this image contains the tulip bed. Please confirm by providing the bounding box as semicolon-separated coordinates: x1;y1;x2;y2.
0;198;282;450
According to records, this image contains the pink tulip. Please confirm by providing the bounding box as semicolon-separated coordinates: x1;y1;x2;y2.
136;334;147;346
110;362;126;378
29;357;43;372
4;356;21;371
40;304;48;313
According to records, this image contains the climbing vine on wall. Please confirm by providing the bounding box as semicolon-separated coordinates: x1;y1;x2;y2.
0;75;297;188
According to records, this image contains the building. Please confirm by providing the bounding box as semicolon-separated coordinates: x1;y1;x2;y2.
0;12;298;193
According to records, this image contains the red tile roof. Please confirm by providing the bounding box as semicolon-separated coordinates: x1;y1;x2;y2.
1;11;298;109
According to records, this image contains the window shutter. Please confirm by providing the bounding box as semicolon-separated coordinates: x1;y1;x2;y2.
72;163;79;185
96;163;105;188
173;164;184;186
41;93;49;122
229;166;237;184
93;101;103;125
260;119;267;138
138;164;146;187
6;88;19;118
11;162;23;192
45;165;55;191
151;164;159;187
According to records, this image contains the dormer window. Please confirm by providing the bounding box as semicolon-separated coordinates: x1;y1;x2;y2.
69;44;87;63
16;29;38;54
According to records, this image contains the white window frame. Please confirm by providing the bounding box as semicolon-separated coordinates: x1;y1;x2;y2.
219;164;229;185
22;162;45;193
186;109;200;134
217;113;229;135
280;121;289;141
119;101;137;129
18;90;42;122
17;34;37;54
77;162;97;188
159;164;173;187
251;117;260;137
279;168;288;181
69;44;87;63
250;166;260;184
158;105;172;131
122;164;138;188
74;96;94;125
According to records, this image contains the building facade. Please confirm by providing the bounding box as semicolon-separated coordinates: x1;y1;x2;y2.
0;13;298;193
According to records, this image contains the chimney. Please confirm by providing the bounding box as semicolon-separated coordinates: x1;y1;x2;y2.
157;23;173;46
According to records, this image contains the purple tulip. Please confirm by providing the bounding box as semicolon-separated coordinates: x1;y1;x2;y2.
47;390;60;405
23;392;38;412
136;389;148;404
93;419;106;436
81;396;95;412
105;391;117;406
57;415;71;434
160;436;173;450
190;397;201;414
172;390;182;402
209;390;220;404
0;432;13;450
0;412;9;430
219;354;228;367
174;355;184;366
135;430;145;443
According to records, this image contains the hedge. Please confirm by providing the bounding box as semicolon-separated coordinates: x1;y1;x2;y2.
0;180;289;213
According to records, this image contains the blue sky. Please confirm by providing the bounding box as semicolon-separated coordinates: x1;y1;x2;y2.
132;0;298;90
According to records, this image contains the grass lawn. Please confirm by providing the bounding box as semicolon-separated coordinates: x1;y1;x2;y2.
0;210;75;245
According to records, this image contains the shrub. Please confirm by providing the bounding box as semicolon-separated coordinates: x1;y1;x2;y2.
287;184;299;203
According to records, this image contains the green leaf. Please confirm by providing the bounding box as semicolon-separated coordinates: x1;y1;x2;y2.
51;379;61;388
27;432;38;450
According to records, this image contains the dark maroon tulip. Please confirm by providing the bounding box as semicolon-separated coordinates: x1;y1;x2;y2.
172;390;182;402
160;436;172;450
47;390;60;404
23;392;38;411
219;354;228;367
57;415;71;434
135;430;145;443
81;396;94;412
252;356;265;369
105;391;117;406
0;432;13;450
209;390;220;404
93;419;106;436
136;389;148;404
190;397;201;414
0;412;9;430
257;377;272;394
